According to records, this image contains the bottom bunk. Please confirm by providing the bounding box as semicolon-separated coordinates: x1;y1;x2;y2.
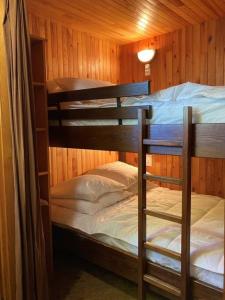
50;161;224;300
53;226;222;300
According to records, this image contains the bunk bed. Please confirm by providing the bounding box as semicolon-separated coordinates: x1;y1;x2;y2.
48;81;225;300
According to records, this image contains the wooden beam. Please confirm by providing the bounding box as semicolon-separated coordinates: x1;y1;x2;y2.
48;106;151;120
138;109;147;299
181;107;192;300
48;81;150;105
49;125;139;152
49;124;225;158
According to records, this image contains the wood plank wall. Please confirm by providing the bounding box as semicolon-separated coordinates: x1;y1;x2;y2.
28;12;119;186
49;149;118;186
120;17;225;198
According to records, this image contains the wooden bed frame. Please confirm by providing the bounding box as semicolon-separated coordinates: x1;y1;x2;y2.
48;81;225;158
53;225;222;300
48;81;225;299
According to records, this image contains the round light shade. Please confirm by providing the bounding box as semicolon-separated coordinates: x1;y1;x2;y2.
137;49;156;63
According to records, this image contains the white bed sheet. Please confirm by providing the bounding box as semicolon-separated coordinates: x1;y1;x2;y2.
51;186;224;289
50;82;225;125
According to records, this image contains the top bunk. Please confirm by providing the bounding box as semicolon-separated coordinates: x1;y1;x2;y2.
47;80;225;159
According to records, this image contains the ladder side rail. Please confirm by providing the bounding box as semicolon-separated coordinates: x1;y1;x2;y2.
138;109;148;300
181;106;192;300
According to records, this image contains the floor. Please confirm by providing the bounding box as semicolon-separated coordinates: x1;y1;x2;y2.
52;252;166;300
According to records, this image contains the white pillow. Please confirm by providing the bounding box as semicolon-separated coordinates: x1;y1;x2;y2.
50;174;126;202
47;77;114;93
51;190;132;215
87;161;138;188
87;161;158;194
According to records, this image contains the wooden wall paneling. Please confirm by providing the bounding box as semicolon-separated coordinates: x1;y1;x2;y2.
215;17;224;85
88;35;93;79
124;45;130;82
120;18;225;88
185;25;193;82
224;17;225;86
81;32;87;78
28;12;120;82
165;33;173;88
46;20;53;80
206;159;215;195
29;12;120;186
120;16;225;198
98;39;103;80
51;22;59;78
166;155;173;189
223;160;225;196
57;25;63;77
68;28;74;77
72;31;78;78
191;158;199;193
192;23;201;83
199;158;206;194
107;41;111;82
49;148;118;186
134;42;140;83
216;159;224;196
172;29;180;85
180;27;186;84
200;21;208;84
160;35;166;91
150;36;160;91
207;20;216;85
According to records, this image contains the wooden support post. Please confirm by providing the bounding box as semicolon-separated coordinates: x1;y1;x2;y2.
181;107;192;299
138;109;147;300
117;97;125;162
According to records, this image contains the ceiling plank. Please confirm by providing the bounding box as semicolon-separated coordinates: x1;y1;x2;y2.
27;0;225;44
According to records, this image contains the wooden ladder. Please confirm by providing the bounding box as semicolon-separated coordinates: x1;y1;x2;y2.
138;107;192;300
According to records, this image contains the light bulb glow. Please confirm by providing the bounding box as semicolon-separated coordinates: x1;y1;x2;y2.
137;49;156;63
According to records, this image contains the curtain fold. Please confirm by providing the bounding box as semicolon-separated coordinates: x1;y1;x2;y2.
3;0;48;299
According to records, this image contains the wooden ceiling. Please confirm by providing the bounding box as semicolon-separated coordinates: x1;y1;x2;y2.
27;0;225;44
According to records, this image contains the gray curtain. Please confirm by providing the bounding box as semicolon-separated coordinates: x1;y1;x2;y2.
3;0;48;299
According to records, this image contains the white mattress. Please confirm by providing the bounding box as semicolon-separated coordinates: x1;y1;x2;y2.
51;186;224;289
50;82;225;125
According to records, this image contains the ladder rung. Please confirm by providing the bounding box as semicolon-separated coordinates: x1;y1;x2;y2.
143;274;181;297
144;242;181;261
144;209;182;224
143;139;183;147
144;174;183;186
